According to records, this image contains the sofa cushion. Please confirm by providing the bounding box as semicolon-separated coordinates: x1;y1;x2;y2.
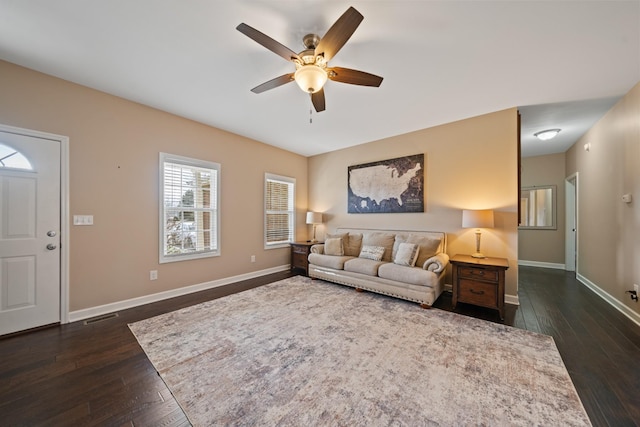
378;262;436;287
344;258;384;276
324;237;344;256
394;242;419;267
359;245;385;261
308;253;354;270
344;233;363;257
393;233;442;268
327;232;363;257
362;232;396;262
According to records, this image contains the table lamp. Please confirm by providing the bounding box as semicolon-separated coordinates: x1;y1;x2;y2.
306;212;323;243
462;209;494;258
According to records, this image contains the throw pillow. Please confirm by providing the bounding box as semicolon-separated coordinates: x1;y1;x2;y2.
327;232;348;243
327;232;363;257
324;237;344;256
359;245;385;261
362;232;395;262
393;234;442;268
393;242;420;267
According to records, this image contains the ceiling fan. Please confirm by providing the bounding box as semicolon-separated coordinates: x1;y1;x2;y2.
237;6;383;113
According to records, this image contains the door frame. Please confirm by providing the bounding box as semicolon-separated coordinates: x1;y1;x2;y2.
565;173;578;272
0;123;70;324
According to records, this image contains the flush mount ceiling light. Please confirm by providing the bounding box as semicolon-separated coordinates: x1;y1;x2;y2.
534;129;561;141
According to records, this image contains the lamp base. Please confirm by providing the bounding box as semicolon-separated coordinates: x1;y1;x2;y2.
310;239;318;243
472;231;486;258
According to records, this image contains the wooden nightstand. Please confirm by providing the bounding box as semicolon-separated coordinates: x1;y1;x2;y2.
451;254;509;320
290;242;315;276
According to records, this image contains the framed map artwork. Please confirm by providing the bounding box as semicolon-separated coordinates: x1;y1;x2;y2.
347;153;424;213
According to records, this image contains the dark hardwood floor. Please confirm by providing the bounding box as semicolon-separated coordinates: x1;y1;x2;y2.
1;267;638;426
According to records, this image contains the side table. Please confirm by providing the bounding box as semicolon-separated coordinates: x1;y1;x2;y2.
451;254;509;320
290;242;316;276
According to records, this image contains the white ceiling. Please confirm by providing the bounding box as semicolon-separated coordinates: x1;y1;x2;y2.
0;1;638;158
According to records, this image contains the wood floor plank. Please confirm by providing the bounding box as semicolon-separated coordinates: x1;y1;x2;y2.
514;286;543;333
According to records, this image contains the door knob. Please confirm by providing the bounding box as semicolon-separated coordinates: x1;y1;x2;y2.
46;244;57;250
47;231;57;237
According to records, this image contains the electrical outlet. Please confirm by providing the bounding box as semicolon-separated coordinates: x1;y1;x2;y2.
634;284;639;293
251;255;256;263
150;270;158;280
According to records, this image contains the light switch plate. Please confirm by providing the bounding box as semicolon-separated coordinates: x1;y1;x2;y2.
73;215;94;225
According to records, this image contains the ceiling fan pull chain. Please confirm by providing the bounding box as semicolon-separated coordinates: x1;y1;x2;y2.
310;107;313;124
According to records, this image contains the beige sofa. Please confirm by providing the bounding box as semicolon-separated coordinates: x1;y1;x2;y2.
308;228;449;307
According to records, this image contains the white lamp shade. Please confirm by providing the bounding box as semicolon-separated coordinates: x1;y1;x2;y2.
462;209;494;228
306;212;323;224
295;65;328;93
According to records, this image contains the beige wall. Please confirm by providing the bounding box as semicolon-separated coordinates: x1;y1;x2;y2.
518;153;566;265
0;60;308;312
0;59;521;312
566;81;640;317
308;109;520;298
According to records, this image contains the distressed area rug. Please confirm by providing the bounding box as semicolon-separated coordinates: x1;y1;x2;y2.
129;276;591;426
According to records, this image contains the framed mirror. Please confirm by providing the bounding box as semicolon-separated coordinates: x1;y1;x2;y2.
519;185;556;229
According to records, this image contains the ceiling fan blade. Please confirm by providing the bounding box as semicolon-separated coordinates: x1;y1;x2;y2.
315;7;363;62
237;23;300;62
251;73;295;93
311;89;326;112
327;67;383;87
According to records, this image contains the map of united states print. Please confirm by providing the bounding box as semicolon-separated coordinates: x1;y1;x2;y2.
347;154;424;213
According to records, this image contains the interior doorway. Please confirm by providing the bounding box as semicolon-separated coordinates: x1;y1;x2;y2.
565;173;578;271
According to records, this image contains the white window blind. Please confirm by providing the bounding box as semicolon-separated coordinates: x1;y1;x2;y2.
265;173;295;248
160;153;220;263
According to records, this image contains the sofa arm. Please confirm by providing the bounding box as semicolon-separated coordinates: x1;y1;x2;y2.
310;244;325;254
422;253;449;273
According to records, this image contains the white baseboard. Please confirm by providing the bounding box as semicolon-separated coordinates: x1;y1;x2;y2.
577;273;640;327
68;265;290;323
505;294;520;306
518;260;566;270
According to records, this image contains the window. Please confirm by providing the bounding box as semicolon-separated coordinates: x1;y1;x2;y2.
519;185;557;230
160;153;220;263
0;143;32;170
265;173;295;248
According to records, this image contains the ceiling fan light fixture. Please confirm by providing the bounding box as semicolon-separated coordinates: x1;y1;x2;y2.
534;129;561;141
294;65;328;94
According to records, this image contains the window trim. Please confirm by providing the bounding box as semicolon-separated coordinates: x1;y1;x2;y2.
159;152;221;263
264;173;296;249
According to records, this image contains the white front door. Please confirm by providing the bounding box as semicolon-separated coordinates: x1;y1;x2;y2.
0;130;60;335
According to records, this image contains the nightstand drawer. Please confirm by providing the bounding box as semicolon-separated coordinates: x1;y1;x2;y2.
458;279;497;306
459;267;498;282
292;245;310;255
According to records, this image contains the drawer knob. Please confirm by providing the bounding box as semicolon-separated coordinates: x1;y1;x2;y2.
469;289;485;295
